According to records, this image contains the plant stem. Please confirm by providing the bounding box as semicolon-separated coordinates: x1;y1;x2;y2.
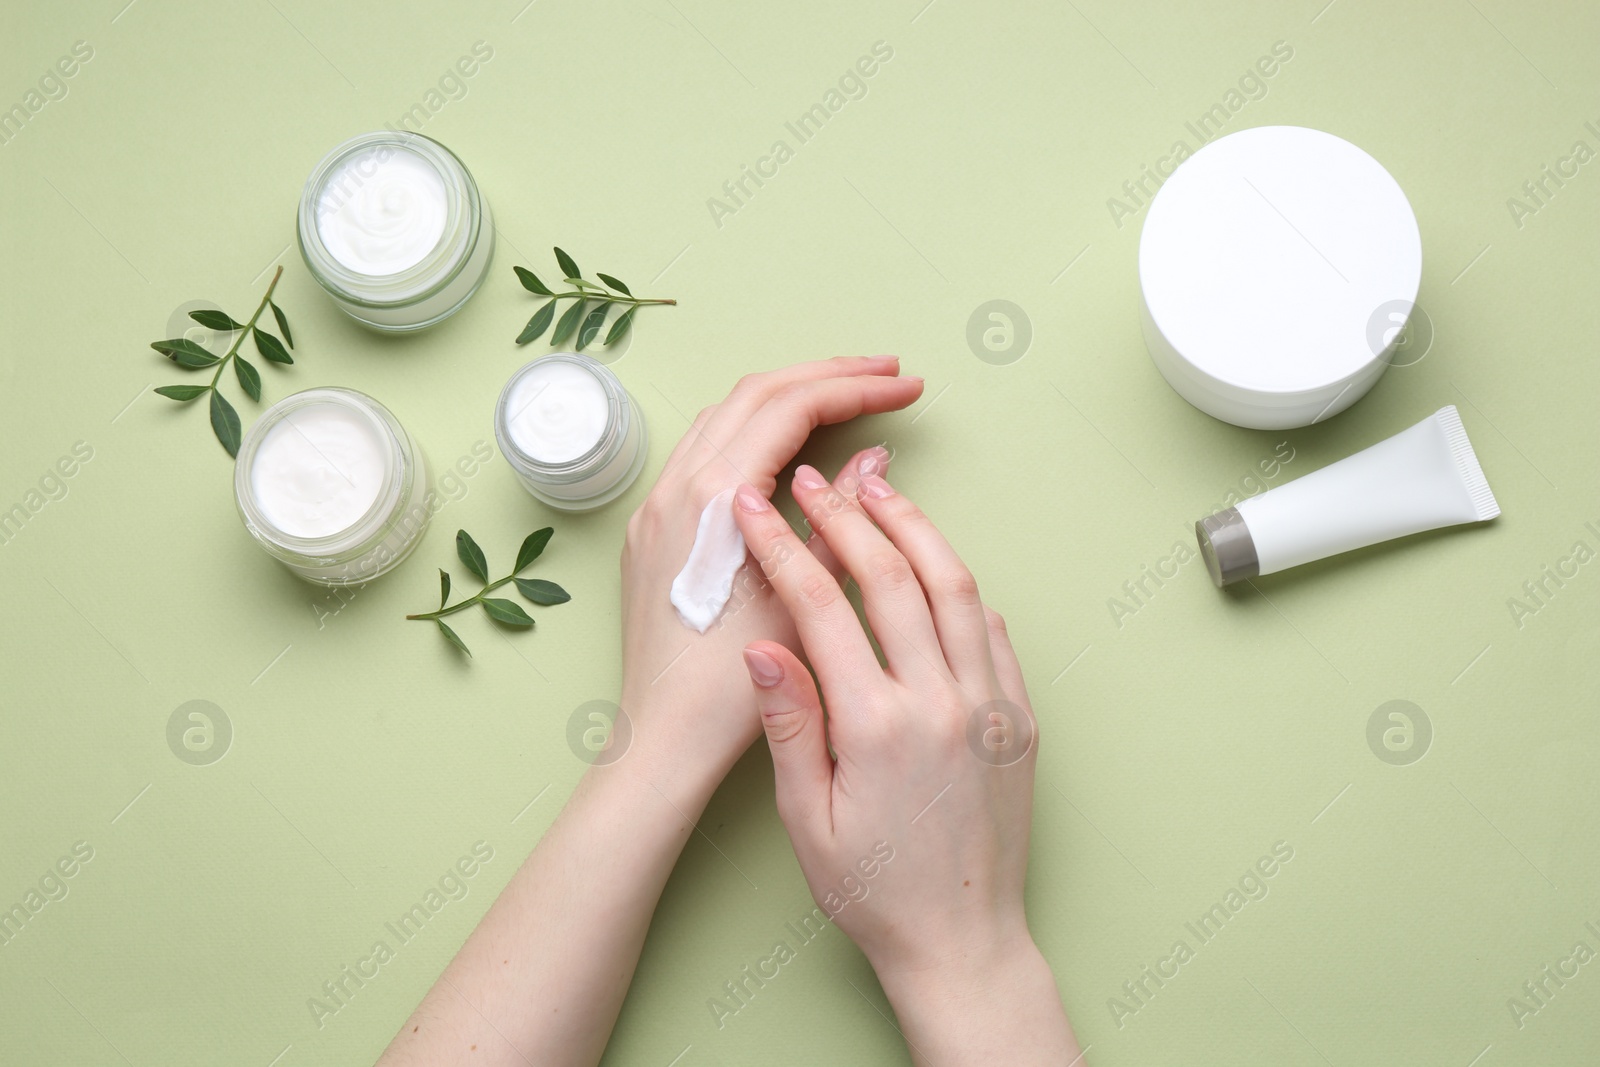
405;574;515;621
207;265;284;392
549;288;675;307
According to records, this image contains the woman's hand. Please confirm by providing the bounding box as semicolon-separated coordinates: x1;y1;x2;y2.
730;469;1081;1065
617;356;922;785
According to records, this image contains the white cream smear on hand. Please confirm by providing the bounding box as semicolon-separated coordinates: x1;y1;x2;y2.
670;488;748;632
316;146;448;275
504;361;610;463
249;403;386;538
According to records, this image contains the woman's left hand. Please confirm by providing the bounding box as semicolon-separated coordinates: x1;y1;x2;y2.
618;356;922;782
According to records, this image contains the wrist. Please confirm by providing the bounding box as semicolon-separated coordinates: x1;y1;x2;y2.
618;686;758;785
871;923;1041;1004
599;695;752;815
872;933;1076;1066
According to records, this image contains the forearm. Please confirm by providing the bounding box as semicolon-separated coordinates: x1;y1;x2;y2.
377;729;729;1067
875;935;1082;1067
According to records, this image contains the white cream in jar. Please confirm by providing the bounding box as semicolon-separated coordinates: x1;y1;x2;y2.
494;354;647;511
315;147;448;276
503;360;611;463
235;388;431;584
297;132;494;332
249;403;387;537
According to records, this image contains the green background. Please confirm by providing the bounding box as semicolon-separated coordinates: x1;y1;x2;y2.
2;0;1597;1063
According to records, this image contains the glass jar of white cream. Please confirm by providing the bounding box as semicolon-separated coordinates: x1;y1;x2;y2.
234;387;431;584
494;353;648;511
297;131;494;332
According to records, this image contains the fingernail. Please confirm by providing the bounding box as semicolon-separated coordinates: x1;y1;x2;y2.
858;446;890;478
794;465;828;490
743;648;784;688
735;484;769;512
904;376;925;384
861;475;893;500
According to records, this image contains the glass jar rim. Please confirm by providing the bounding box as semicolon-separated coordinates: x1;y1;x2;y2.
234;387;407;556
297;131;483;308
495;353;629;479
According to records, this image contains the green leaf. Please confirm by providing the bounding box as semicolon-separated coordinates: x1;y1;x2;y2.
209;389;241;457
554;247;581;281
604;306;636;346
154;384;209;402
550;299;586;346
576;302;611;351
190;309;243;331
514;266;553;295
482;598;535;627
456;529;488;583
437;618;472;656
565;277;603;292
152;338;220;367
516;300;557;345
514;577;571;605
439;568;451;610
596;273;632;296
514;528;554;572
271;301;294;348
234;355;261;402
253;327;293;365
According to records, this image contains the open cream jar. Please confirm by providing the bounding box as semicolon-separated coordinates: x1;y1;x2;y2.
1138;126;1422;429
297;132;494;331
494;353;648;511
234;387;431;584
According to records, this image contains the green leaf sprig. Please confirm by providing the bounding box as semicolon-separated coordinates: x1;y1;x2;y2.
149;265;295;457
406;528;572;656
513;247;676;351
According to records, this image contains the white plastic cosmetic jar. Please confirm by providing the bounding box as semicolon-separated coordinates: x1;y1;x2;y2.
297;131;494;332
1138;126;1422;430
494;353;648;511
234;387;431;584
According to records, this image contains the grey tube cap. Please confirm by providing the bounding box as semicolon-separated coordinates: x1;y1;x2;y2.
1196;507;1260;588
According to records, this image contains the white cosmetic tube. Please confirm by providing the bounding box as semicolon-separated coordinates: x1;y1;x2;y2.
1196;406;1500;587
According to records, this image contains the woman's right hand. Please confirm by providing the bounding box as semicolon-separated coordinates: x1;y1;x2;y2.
730;469;1082;1065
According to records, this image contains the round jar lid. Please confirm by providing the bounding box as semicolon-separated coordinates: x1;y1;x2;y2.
1139;125;1421;429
